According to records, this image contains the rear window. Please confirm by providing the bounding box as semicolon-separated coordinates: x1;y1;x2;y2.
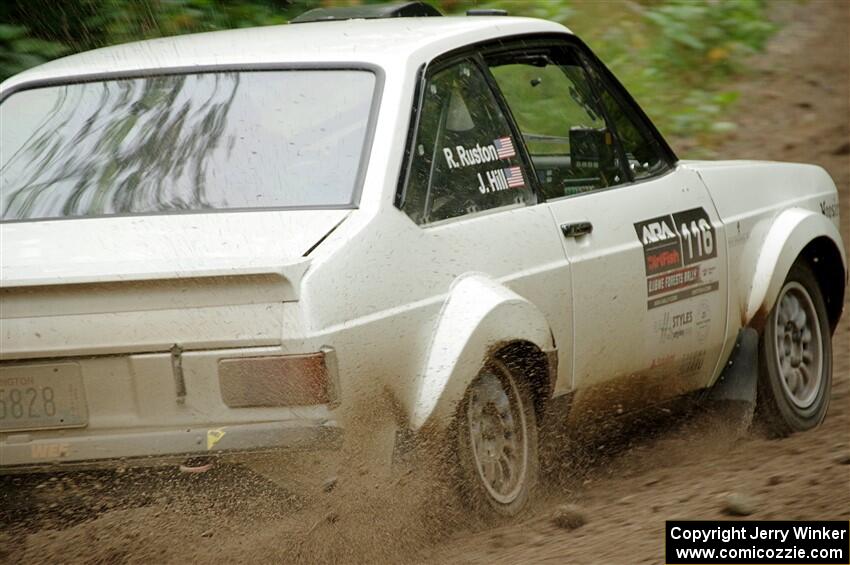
0;70;376;221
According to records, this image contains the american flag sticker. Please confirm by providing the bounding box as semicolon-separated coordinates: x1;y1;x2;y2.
503;166;525;188
493;136;516;159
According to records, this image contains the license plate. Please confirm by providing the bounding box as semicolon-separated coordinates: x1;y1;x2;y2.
0;363;88;432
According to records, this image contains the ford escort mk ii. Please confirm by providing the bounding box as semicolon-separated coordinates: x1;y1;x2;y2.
0;2;845;517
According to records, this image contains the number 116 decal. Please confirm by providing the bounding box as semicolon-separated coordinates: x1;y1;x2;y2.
635;207;717;277
673;207;717;265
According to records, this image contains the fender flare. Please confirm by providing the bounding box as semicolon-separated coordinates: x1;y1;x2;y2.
408;273;555;431
745;208;846;328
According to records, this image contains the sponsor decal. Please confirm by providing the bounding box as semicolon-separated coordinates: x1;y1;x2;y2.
820;199;839;219
648;266;701;296
636;214;683;275
443;136;517;170
635;207;717;276
673;311;693;328
647;248;681;273
656;301;712;342
658;310;693;342
695;300;712;340
648;281;720;310
678;350;706;376
635;207;719;308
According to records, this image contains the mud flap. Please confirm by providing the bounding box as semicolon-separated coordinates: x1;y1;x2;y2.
708;328;759;404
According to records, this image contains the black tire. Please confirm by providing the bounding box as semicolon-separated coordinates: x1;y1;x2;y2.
756;262;832;436
454;359;538;518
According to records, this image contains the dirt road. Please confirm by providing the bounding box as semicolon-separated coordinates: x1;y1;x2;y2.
2;2;848;564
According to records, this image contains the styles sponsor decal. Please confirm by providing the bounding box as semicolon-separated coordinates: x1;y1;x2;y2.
655;301;712;341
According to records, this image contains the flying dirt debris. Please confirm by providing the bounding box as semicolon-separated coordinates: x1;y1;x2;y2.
0;1;848;564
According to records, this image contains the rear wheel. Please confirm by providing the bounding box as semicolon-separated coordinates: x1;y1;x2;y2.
756;262;832;436
455;359;538;518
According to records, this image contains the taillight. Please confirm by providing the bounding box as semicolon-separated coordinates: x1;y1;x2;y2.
218;348;338;408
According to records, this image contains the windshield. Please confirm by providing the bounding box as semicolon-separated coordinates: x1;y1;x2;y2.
0;69;375;221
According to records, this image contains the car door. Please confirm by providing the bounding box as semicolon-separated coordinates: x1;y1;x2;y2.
483;40;728;411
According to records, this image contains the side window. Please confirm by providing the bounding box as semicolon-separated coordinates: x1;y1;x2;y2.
487;48;626;199
582;55;671;180
400;59;533;225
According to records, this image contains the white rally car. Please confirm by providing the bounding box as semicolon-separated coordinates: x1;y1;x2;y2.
0;2;845;516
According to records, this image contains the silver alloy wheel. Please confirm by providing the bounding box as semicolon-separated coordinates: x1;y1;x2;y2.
772;281;824;409
466;368;528;505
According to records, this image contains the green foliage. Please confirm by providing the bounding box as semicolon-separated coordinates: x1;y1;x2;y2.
0;24;68;80
81;0;294;47
642;0;775;74
0;0;777;147
1;0;304;56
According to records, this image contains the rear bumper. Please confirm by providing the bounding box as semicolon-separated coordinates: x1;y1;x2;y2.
0;418;341;474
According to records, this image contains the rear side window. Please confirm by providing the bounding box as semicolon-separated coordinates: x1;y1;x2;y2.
1;70;376;221
400;59;532;225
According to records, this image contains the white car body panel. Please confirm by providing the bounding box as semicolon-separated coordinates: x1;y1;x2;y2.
1;210;347;359
0;210;343;287
744;208;843;323
681;160;846;382
298;203;570;427
0;17;845;470
411;273;556;430
547;166;729;416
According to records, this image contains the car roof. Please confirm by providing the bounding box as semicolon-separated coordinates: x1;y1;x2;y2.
1;16;571;93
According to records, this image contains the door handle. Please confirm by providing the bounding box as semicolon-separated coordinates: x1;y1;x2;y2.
560;221;593;238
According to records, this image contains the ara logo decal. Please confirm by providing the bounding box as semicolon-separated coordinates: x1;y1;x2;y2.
640;220;677;245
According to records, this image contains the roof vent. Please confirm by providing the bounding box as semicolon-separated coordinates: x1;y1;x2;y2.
291;2;442;24
466;9;508;16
